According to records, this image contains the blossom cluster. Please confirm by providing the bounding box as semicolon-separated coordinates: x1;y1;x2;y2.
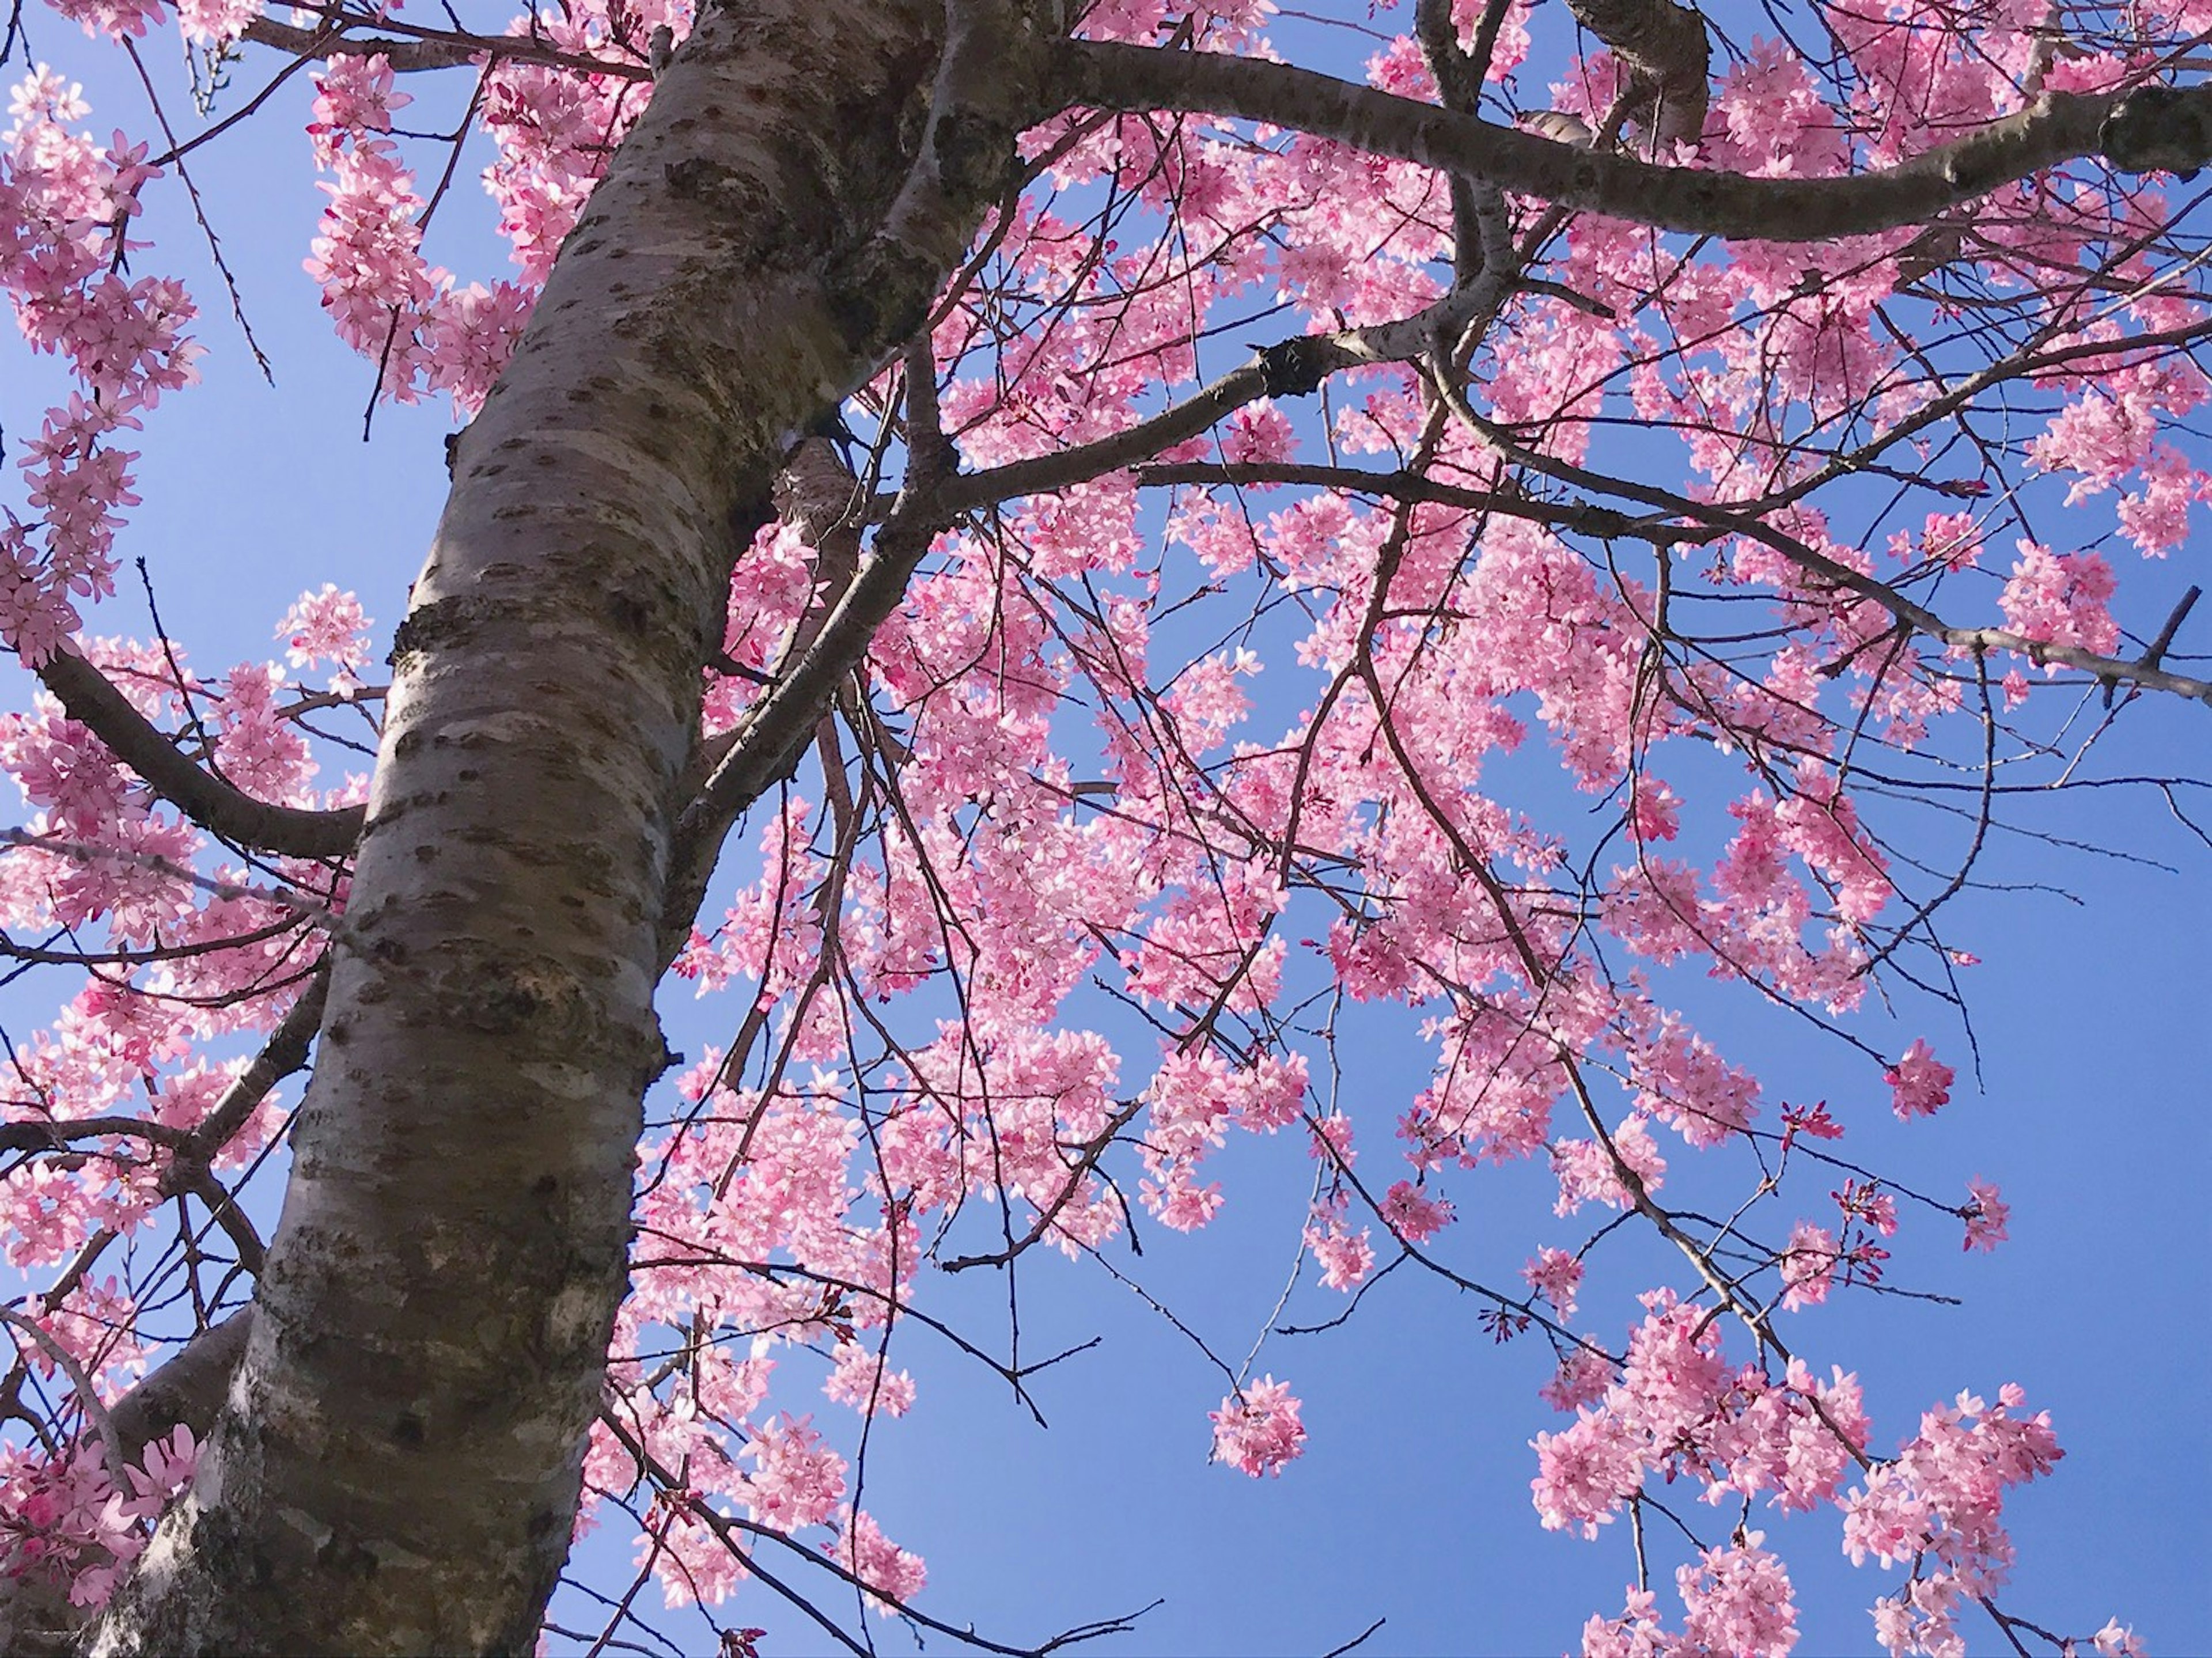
0;1425;196;1610
3;68;199;663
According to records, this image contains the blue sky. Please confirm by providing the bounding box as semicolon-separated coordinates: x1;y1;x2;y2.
1;9;2206;1655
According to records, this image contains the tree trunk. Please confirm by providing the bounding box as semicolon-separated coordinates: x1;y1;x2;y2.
88;3;1032;1649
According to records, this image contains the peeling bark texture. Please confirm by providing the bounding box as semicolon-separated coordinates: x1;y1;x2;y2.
1562;0;1710;147
86;3;1041;1651
1055;42;2212;240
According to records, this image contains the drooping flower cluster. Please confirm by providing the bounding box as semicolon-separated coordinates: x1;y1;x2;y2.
1531;1295;1873;1538
303;56;533;413
1209;1375;1308;1478
1845;1385;2066;1657
2;69;199;662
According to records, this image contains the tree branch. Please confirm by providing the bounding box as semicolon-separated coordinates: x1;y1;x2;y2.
668;439;959;927
243;12;648;79
909;284;1498;518
653;2;1058;955
0;975;319;1274
105;1310;254;1463
656;437;870;967
1562;0;1711;146
1052;43;2205;240
1;830;340;929
1128;459;1689;542
165;970;326;1164
1446;398;2212;703
0;1308;127;1482
35;648;361;860
0;1313;256;1657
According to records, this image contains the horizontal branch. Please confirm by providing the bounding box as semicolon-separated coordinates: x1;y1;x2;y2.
36;649;362;859
0;912;302;970
596;1407;1150;1657
243;13;648;79
1054;41;2205;240
1936;621;2212;701
1;830;340;927
1129;459;1713;542
0;1114;190;1155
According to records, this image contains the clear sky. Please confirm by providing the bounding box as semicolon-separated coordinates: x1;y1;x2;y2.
2;10;2206;1656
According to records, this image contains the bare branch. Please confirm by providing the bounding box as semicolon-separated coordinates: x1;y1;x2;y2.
243;12;647;79
2108;583;2203;705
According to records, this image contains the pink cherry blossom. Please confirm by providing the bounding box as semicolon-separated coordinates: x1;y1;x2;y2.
1885;1040;1955;1120
1961;1178;2010;1253
1522;1247;1584;1319
1210;1376;1308;1478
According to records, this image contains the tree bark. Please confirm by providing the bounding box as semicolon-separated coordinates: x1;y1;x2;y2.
86;3;1040;1650
1560;0;1710;146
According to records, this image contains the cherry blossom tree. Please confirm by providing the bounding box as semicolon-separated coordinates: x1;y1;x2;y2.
0;0;2203;1651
